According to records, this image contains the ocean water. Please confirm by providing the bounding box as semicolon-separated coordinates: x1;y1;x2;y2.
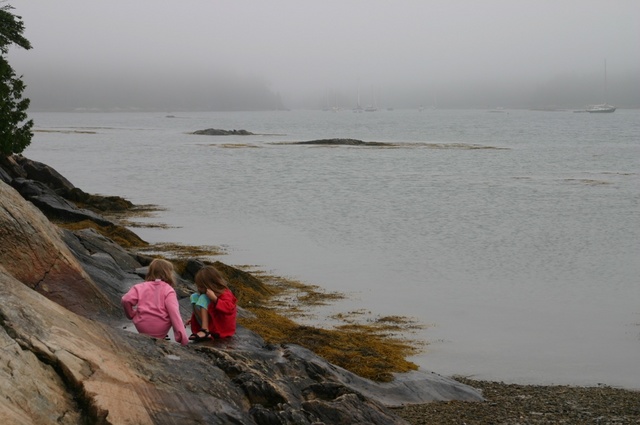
25;109;640;389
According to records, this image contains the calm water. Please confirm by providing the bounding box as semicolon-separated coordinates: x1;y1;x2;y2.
25;109;640;389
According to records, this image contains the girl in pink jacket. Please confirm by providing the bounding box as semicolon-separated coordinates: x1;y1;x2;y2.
121;259;188;346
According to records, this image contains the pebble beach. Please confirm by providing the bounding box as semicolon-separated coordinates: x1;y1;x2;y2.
394;377;640;424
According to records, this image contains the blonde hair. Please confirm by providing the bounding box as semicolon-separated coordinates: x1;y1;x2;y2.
146;258;176;286
195;265;229;296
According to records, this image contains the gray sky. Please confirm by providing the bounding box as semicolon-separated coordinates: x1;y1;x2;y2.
7;0;640;109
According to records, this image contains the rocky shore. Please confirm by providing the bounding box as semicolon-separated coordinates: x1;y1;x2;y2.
1;154;638;424
1;154;482;424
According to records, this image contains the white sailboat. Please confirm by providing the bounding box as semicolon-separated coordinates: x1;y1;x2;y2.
353;84;364;113
364;85;378;112
587;60;616;113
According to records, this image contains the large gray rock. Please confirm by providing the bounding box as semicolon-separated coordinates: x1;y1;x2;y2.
0;164;12;184
0;154;27;182
3;156;134;217
0;273;83;425
0;180;115;318
13;154;76;193
11;177;114;226
60;227;142;312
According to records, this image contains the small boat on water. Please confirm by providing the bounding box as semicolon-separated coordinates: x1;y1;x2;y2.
586;103;616;113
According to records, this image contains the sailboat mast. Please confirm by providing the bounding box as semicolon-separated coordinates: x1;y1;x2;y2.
604;59;607;104
585;59;615;112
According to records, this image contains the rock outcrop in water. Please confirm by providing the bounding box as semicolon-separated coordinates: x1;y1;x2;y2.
0;155;482;424
292;138;392;146
192;128;254;136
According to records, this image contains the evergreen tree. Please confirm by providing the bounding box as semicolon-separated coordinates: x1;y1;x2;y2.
0;4;32;156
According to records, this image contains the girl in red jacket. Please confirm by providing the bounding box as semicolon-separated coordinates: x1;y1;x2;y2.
188;265;237;342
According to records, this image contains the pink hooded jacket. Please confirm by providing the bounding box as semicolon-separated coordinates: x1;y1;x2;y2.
121;279;188;346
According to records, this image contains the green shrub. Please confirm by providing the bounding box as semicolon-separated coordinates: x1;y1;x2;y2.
0;6;33;156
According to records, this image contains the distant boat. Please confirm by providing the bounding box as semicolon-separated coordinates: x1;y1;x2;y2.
323;91;341;112
322;93;342;112
364;85;378;111
331;92;341;112
586;60;616;113
353;83;364;113
586;103;616;113
321;92;330;111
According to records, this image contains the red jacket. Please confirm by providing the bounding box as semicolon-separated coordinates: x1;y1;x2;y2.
190;288;237;338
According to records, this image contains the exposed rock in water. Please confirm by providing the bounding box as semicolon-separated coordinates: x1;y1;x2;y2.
192;128;254;136
292;138;392;146
0;155;483;424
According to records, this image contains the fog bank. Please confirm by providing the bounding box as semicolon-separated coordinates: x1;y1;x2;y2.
7;0;640;111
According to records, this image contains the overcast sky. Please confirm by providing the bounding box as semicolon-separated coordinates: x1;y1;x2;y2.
6;0;640;109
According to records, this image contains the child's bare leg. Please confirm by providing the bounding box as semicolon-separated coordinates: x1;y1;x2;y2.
199;306;209;332
189;306;210;341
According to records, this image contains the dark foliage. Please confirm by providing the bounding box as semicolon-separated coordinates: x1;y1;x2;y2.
0;5;32;156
